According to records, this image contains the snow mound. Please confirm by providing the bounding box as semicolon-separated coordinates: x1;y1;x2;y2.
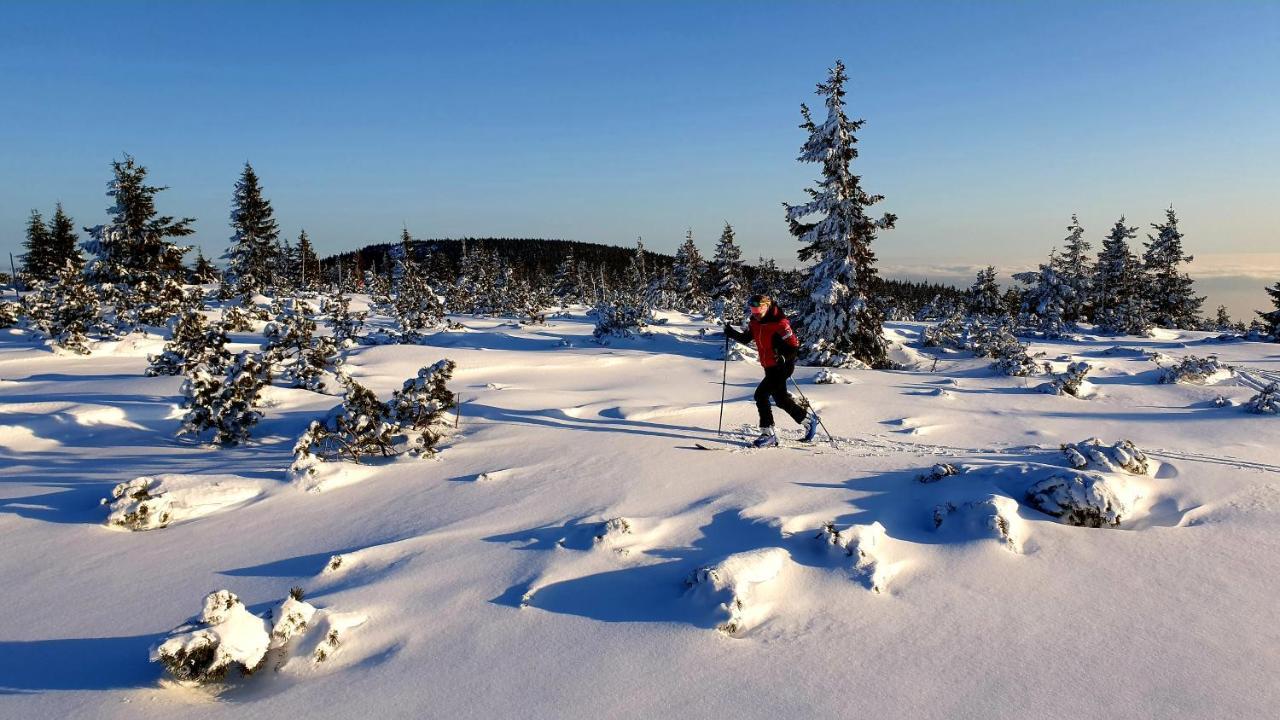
1245;383;1280;415
592;517;633;548
1025;473;1140;528
813;368;852;384
1157;355;1235;385
103;474;267;530
1061;438;1151;475
685;547;788;635
933;495;1023;552
1037;361;1095;398
917;463;959;483
816;521;898;593
152;590;271;684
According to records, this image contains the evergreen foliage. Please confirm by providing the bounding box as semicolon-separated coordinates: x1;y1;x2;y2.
1013;253;1075;338
262;301;337;391
387;359;457;456
190;249;219;284
323;290;366;346
710;223;745;323
179;350;270;445
21;209;52;283
147;307;231;377
1093;217;1151;336
785;61;895;368
672;229;709;314
293;375;397;465
23;260;98;354
293;230;320;290
1257;282;1280;339
966;266;1003;318
223;163;281;299
1054;214;1092;322
1142;207;1203;329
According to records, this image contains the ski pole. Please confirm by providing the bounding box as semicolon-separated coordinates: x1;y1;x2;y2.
717;333;729;436
789;376;837;447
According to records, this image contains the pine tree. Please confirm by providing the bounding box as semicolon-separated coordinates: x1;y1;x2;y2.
83;155;195;328
1093;217;1151;336
672;229;708;314
44;204;82;278
967;266;1003;317
1054;214;1092;322
223;162;280;299
387;359;457;455
21;209;53;284
1212;305;1234;332
294;230;320;290
1257;282;1280;339
323;290;366;346
752;257;783;297
23;260;99;354
710;223;745;323
785;61;896;368
551;250;582;307
391;235;445;341
1143;207;1204;329
179;350;269;446
147;307;231;376
191;249;219;284
262;301;337;391
292;374;396;465
1013;252;1075;338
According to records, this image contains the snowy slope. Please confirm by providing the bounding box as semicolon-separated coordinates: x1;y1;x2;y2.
2;310;1279;719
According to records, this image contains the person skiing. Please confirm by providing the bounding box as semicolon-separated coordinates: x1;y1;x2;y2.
724;294;819;447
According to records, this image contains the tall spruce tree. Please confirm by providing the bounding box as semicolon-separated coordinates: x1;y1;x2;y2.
1143;207;1204;329
967;266;1003;317
672;229;708;314
1093;217;1150;336
83;155;195;327
552;249;582;307
191;249;219;284
224;162;280;299
1054;214;1092;323
294;230;319;289
21;209;52;283
785;60;896;368
710;223;745;323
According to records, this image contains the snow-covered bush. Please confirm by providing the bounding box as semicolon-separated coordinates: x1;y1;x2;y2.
179;351;270;445
102;474;266;531
153;590;270;684
933;495;1023;552
220;304;257;332
0;300;20;328
147;308;231;376
22;260;99;354
387;359;457;456
591;297;649;341
1025;474;1133;528
1157;354;1235;385
292;375;396;471
815;521;895;593
685;547;788;634
813;368;851;384
1245;383;1280;415
323;291;366;347
262;302;337;392
104;477;172;530
917;463;958;483
991;346;1042;377
1037;361;1092;397
1060;438;1150;475
920;312;966;350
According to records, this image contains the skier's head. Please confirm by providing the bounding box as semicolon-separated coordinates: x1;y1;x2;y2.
748;294;771;318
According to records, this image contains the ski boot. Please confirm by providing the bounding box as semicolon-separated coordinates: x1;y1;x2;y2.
753;427;778;448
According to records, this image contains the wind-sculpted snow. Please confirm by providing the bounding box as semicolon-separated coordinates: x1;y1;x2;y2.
685;547;789;635
815;521;898;593
932;495;1024;552
103;474;268;531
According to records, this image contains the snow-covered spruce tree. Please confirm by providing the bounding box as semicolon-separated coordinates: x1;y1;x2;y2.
593;240;652;340
751;256;783;297
551;250;583;307
222;163;280;300
1257;282;1280;339
83;155;194;329
0;300;19;328
323;290;366;346
23;260;99;354
785;61;896;369
262;301;337;391
967;266;1003;318
1054;214;1092;323
672;229;709;315
21;209;53;284
710;223;745;324
1143;207;1204;329
190;249;220;285
179;350;270;445
147;307;231;376
1013;251;1075;339
1092;217;1151;336
292;374;396;465
1245;383;1280;414
387;359;458;455
447;246;480;314
293;230;320;290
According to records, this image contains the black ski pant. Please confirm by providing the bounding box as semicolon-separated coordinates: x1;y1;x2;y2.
755;362;806;428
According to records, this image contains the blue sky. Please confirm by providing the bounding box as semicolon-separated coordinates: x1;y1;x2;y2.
2;1;1277;315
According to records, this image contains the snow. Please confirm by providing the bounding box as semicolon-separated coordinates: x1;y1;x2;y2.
2;309;1280;717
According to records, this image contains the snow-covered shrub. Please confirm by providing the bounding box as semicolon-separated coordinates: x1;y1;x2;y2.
917;463;958;483
933;495;1022;552
152;590;270;684
147;308;231;376
292;375;396;471
22;261;99;354
0;300;20;328
685;547;788;635
323;291;366;347
104;477;172;530
179;351;270;445
1157;354;1235;385
593;517;632;543
1245;383;1280;415
816;521;895;593
220;304;256;332
270;588;318;651
386;359;457;455
920;311;966;350
591;297;649;341
1060;438;1150;475
1025;474;1133;528
262;302;337;392
813;368;851;384
1037;361;1092;397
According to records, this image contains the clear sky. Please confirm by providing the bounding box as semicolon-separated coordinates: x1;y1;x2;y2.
2;1;1277;317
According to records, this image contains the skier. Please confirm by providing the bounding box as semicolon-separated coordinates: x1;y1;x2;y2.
725;294;819;447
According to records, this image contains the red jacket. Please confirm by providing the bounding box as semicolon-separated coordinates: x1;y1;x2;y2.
727;304;800;368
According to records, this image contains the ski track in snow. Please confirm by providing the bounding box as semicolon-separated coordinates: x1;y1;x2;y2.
2;311;1279;718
